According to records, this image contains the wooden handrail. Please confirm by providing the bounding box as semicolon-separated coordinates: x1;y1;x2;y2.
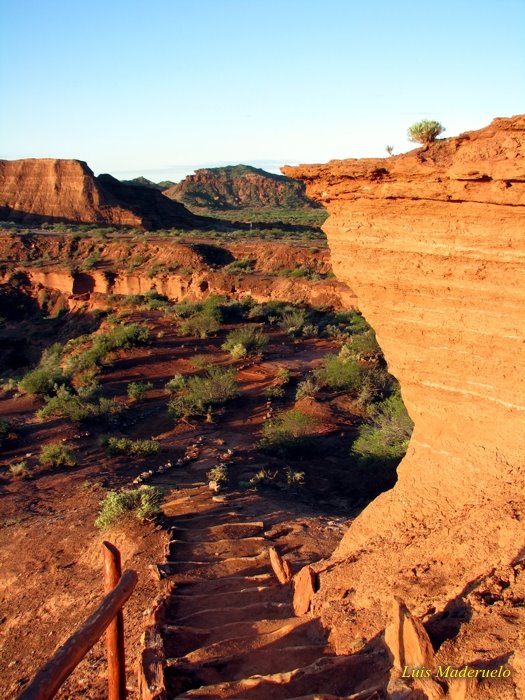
103;541;127;700
18;568;138;700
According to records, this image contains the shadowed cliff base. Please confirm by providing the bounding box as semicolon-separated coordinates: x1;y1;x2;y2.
284;115;525;697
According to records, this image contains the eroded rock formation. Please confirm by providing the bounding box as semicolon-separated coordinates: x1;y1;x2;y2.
0;158;201;229
163;164;320;211
283;116;525;685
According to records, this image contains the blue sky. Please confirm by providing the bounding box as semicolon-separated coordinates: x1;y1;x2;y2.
1;0;523;182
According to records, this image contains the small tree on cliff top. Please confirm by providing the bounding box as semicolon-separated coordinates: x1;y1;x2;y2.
407;119;445;145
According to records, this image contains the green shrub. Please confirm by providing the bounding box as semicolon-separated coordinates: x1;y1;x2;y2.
263;385;285;399
284;465;305;489
164;374;186;394
94;486;163;529
206;464;229;486
295;376;319;401
127;381;153;401
40;442;77;467
316;354;363;391
352;391;413;464
224;258;255;274
19;343;67;397
222;325;267;358
37;385;122;422
189;354;211;370
259;409;318;455
106;437;161;457
407;119;445;145
168;367;239;419
278;308;308;336
179;310;221;338
248;467;278;488
9;460;30;479
66;323;150;375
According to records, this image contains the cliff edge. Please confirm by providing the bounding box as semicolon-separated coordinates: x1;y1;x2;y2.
283;116;525;688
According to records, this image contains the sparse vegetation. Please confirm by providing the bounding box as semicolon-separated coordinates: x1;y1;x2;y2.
40;442;77;468
127;381;153;401
352;390;414;465
259;409;318;456
19;343;67;397
37;384;122;423
206;464;229;487
222;325;268;358
168;367;240;419
178;296;222;338
105;436;161;457
94;486;163;529
9;460;30;480
407;119;445;145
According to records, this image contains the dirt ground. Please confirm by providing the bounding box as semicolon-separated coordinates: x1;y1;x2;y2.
0;308;393;698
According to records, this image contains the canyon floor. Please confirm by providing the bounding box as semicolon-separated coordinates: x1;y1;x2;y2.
0;270;394;698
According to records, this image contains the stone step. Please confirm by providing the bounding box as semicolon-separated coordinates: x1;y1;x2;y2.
166;585;288;615
168;618;327;665
171;521;265;542
169;511;243;528
170;573;273;595
163;551;269;578
167;537;267;561
167;644;332;691
166;601;292;628
162;617;304;658
173;653;388;699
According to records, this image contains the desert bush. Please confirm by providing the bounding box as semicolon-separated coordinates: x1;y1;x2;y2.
263;385;285;399
189;354;211;370
206;464;229;486
315;354;363;391
164;374;186;394
168;367;239;419
224;258;255;274
246;300;292;323
179;305;221;338
278;308;308;336
248;467;278;488
65;323;150;375
9;460;30;479
37;385;122;423
407;119;445;145
19;343;67;397
222;325;267;358
40;442;77;468
295;376;319;401
284;465;305;489
0;419;12;445
352;391;413;464
259;409;318;455
127;381;153;401
95;486;163;529
105;436;161;457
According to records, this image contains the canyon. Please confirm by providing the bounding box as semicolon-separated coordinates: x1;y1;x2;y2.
284;115;525;694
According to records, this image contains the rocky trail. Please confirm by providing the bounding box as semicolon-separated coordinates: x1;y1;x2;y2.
143;443;389;699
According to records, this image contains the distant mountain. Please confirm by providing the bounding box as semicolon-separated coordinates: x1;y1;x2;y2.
162;164;321;211
120;176;176;190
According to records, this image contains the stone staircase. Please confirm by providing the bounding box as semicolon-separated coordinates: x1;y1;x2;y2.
140;455;388;700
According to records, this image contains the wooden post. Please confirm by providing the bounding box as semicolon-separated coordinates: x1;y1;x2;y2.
18;570;137;700
103;541;127;700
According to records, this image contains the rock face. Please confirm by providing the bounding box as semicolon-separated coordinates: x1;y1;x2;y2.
163;164;320;211
283;116;525;669
0;159;201;229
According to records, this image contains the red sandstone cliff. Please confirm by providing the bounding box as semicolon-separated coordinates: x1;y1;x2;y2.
0;158;202;230
284;116;525;693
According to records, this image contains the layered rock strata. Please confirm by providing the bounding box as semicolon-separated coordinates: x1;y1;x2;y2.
283;116;525;676
0;159;201;229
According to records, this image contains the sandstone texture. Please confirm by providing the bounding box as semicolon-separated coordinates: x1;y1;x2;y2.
0;158;201;229
284;116;525;690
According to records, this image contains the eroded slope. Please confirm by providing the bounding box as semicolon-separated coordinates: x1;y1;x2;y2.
284;116;525;691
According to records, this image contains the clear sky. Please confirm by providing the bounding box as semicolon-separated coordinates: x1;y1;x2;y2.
1;0;523;182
